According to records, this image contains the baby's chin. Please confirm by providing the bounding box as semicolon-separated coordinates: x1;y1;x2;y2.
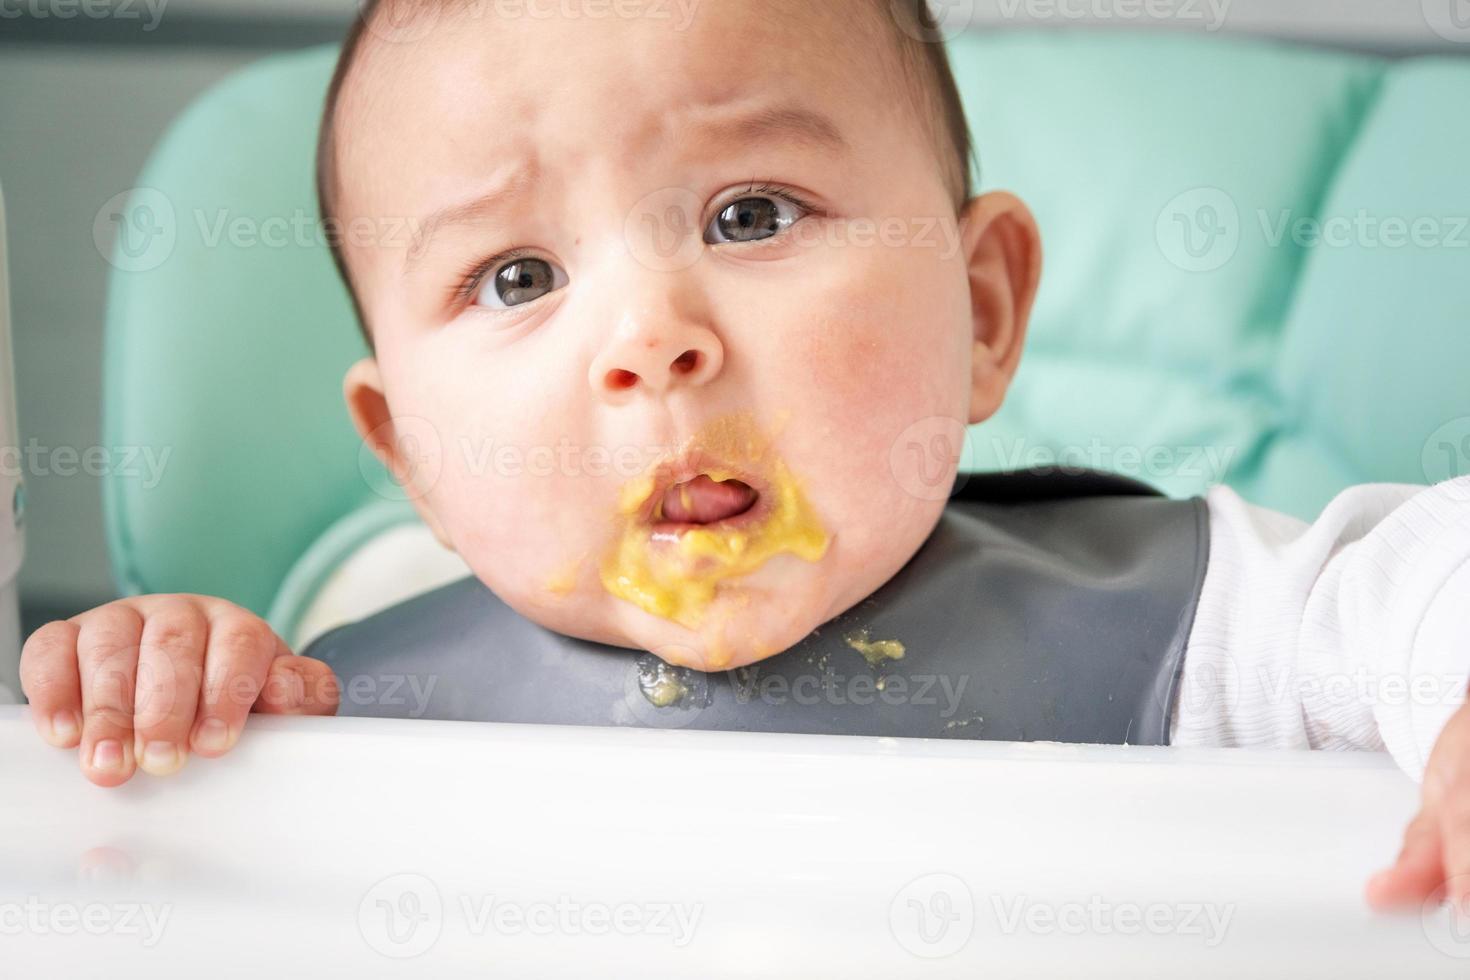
618;580;833;672
612;528;930;671
500;558;837;672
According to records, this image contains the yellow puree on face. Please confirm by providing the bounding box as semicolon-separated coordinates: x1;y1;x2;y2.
544;558;583;596
600;417;829;629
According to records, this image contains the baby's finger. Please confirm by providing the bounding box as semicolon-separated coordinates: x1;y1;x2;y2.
76;605;145;787
189;612;280;758
18;620;83;747
1438;788;1470;914
131;598;208;776
253;654;340;716
1367;808;1445;910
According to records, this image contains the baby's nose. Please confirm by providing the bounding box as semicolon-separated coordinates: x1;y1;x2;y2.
589;326;723;398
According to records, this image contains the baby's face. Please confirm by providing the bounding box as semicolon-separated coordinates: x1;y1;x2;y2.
338;0;1037;669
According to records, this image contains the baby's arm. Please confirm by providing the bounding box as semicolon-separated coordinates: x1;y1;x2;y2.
1171;476;1470;908
19;595;339;787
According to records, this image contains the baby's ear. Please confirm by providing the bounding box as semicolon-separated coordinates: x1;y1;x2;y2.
957;191;1042;425
343;358;454;549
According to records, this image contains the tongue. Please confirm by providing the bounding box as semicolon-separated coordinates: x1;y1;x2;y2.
659;475;758;525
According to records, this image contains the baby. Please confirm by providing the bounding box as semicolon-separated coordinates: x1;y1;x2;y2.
18;0;1470;915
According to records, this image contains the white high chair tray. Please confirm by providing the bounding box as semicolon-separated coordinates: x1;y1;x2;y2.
0;706;1464;977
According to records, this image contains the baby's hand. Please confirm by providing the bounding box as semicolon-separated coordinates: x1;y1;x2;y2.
19;595;339;787
1367;691;1470;915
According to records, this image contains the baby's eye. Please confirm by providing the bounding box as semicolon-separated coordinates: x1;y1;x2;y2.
705;195;804;245
475;257;568;309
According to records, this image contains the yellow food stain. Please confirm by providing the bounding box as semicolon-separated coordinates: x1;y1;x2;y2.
844;628;906;668
640;661;689;708
600;413;830;630
544;556;585;596
619;475;656;515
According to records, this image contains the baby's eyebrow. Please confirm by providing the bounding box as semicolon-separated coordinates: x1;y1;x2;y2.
682;102;848;155
406;163;540;273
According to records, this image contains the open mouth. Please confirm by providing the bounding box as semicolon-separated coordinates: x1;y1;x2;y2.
652;474;760;530
601;424;831;631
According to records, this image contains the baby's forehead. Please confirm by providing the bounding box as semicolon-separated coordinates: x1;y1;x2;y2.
333;0;911;217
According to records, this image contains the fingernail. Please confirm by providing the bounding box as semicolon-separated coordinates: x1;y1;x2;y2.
139;741;180;774
194;717;230;753
90;739;124;772
49;711;79;743
284;669;305;706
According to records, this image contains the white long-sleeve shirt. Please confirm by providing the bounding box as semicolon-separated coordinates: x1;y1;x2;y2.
1173;477;1470;780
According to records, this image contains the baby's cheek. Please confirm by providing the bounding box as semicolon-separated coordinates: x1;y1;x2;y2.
415;414;535;543
813;236;961;366
767;254;967;563
779;289;966;461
